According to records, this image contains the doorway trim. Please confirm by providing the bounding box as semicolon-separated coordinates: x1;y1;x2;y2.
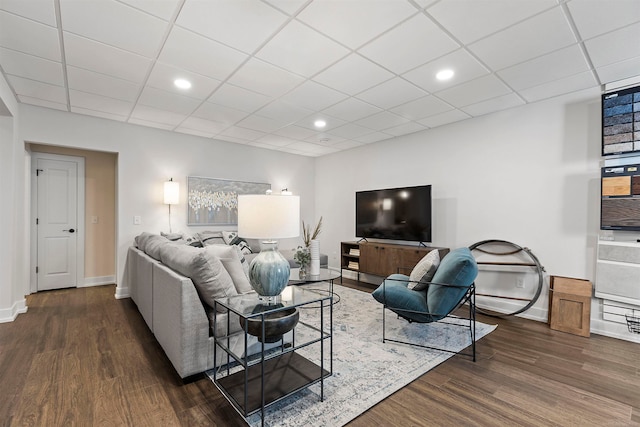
30;152;85;293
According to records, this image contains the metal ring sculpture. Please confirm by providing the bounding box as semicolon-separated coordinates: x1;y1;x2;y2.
468;239;545;317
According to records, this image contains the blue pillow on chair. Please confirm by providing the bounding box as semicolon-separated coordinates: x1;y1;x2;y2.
427;247;478;320
372;248;477;322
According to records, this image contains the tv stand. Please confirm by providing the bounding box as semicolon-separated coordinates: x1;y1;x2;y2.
340;241;449;282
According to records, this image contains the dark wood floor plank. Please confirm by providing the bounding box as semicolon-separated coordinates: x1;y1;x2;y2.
1;282;639;427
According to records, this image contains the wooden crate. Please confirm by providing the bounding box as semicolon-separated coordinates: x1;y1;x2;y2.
548;276;592;337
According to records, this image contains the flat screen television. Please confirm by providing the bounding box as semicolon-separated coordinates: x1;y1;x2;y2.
601;164;640;231
355;185;432;243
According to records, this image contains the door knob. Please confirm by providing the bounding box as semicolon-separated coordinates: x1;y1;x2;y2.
63;228;76;233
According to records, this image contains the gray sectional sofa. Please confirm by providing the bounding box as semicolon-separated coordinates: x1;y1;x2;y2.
122;232;326;379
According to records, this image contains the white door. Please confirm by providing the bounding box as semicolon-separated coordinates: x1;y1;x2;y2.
35;155;83;291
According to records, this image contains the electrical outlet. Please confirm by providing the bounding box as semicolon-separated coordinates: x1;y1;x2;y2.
134;215;141;225
515;277;525;289
91;216;98;224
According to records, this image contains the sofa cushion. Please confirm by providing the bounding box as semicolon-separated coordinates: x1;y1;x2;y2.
427;247;477;320
144;234;171;261
198;231;225;246
159;244;237;311
205;245;253;294
408;250;440;291
134;231;155;252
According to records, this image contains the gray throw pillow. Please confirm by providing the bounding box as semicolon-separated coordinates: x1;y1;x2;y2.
408;250;440;291
205;245;253;294
159;244;238;311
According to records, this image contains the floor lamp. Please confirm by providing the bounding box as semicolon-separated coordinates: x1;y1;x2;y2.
164;178;179;233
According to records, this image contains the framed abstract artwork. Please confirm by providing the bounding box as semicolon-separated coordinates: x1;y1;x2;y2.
187;176;271;226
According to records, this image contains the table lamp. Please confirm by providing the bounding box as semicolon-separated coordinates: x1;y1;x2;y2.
238;194;300;302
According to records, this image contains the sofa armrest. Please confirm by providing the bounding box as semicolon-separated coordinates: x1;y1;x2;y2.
152;263;211;378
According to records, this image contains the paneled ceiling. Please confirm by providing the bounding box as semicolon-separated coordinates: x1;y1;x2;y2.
1;0;639;157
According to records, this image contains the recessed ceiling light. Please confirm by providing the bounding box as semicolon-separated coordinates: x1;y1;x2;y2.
174;78;192;89
314;119;327;128
436;69;454;81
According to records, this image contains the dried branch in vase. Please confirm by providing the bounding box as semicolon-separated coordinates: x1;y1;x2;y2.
302;216;323;247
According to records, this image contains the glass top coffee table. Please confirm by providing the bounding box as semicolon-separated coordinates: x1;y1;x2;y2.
289;268;341;294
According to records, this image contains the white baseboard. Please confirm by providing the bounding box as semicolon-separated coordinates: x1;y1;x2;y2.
115;285;129;299
0;299;28;323
79;275;115;288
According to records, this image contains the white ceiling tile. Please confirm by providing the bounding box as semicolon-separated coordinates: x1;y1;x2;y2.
0;47;63;86
297;0;417;49
178;117;229;135
461;93;525;117
353;132;392;144
256;134;298;148
237;114;287;133
138;86;201;115
128;116;176;130
257;20;349;77
436;75;512;108
130;104;187;126
594;56;640;86
285;140;328;154
147;62;221;100
356;78;427;109
208;84;272;113
498;45;590;91
313;54;394;96
159;26;248;80
63;32;152;83
417;109;470;128
390;95;453;120
306;132;346;145
273;125;317;140
359;14;459;74
220;126;267;141
70;106;127;122
174;127;214;138
280;80;348;111
519;71;598;102
119;0;181;21
177;0;288;54
383;121;428;137
0;0;56;26
69;89;133;116
427;0;557;44
322;98;382;122
192;101;249;125
8;75;66;103
333;139;365;149
67;66;140;102
584;22;640;68
327;123;375;139
354;111;410;131
59;0;168;57
402;49;489;93
263;0;308;15
468;7;577;70
568;0;640;40
227;58;305;97
0;11;60;61
17;94;67;111
256;100;313;124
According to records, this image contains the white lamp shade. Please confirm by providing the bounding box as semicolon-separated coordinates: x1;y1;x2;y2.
238;194;300;239
164;180;179;205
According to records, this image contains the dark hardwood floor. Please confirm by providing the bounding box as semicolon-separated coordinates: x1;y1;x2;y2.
1;281;639;426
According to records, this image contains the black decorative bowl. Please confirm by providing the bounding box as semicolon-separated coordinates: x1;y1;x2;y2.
240;306;299;343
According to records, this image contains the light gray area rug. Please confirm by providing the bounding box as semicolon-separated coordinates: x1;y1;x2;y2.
208;284;496;427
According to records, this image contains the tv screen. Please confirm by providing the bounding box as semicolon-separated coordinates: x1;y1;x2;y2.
601;164;640;231
356;185;432;243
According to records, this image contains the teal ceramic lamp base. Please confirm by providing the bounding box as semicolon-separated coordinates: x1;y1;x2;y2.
249;241;290;303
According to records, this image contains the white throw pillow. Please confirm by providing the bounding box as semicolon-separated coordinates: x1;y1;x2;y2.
408;250;440;291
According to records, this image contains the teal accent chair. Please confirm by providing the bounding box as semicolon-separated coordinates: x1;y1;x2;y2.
372;247;478;361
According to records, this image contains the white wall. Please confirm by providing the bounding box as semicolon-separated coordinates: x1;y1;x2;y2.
0;71;27;322
317;88;640;343
18;104;316;299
